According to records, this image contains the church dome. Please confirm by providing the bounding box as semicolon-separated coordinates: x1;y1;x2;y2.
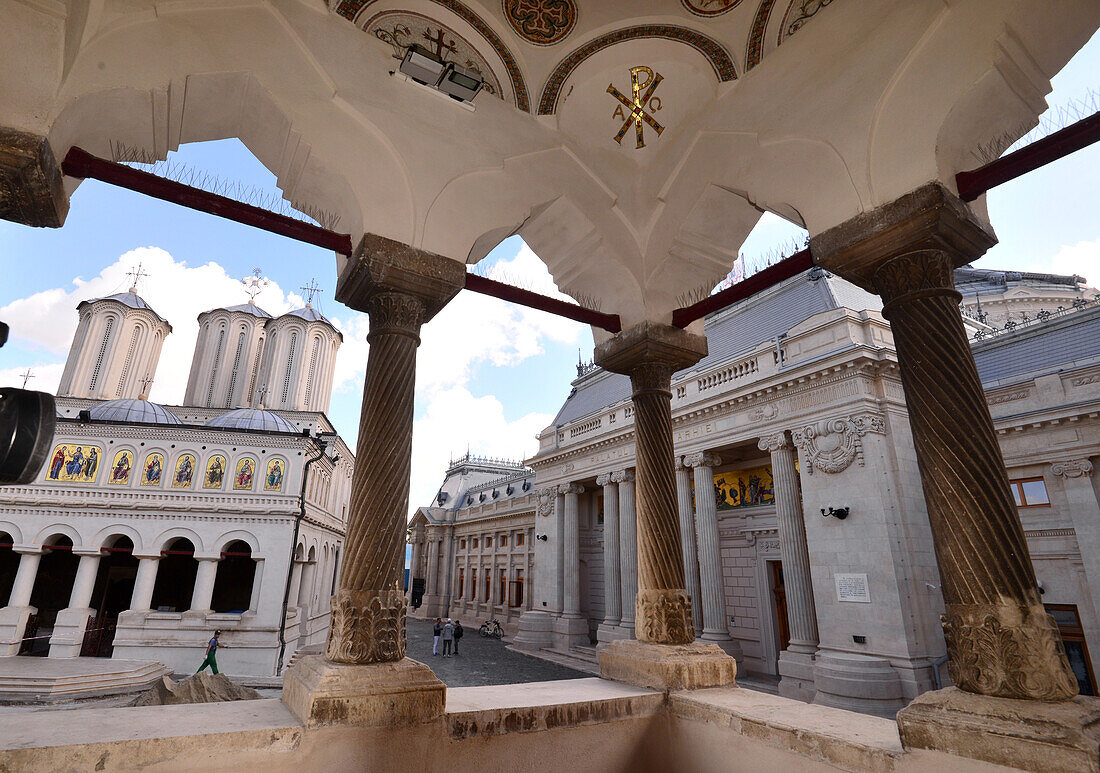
206;408;297;433
88;397;183;425
212;303;272;319
80;291;168;324
283;304;336;327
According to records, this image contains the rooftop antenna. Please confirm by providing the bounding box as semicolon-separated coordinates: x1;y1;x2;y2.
126;261;150;293
138;375;154;400
19;368;34;389
300;278;322;308
243;268;270;304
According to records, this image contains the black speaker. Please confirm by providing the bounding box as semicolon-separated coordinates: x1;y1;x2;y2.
0;387;56;485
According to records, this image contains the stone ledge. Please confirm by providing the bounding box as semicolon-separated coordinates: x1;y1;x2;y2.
447;678;663;739
670;687;904;773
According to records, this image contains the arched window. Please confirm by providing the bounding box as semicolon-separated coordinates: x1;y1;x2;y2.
150;538;198;613
211;540;255;613
88;315;116;392
116;325;143;396
304;335;321;407
226;329;246;408
247;334;264;405
0;532;17;607
85;535;138;657
281;331;298;403
26;535;79;655
206;328;226;407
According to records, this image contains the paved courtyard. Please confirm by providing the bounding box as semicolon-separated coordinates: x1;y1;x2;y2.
407;619;587;687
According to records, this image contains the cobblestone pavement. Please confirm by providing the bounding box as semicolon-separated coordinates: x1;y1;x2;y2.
407;618;587;687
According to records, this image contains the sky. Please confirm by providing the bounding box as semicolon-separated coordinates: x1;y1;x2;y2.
1;32;1097;517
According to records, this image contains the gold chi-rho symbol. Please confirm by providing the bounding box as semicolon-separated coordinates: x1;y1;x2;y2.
608;66;664;149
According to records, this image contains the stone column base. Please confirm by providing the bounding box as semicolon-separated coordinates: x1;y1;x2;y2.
598;639;737;691
0;606;35;655
282;654;445;728
698;632;742;659
511;610;554;652
897;686;1100;773
48;607;94;658
777;649;817;703
553;614;590;649
812;651;906;718
597;622;628;646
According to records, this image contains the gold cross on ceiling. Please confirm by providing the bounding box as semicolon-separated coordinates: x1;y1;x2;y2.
608;66;665;149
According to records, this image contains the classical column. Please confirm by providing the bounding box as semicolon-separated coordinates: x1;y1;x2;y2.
684;452;736;652
287;560;304;611
613;469;637;635
7;550;41;608
1051;459;1100;663
190;558;219;612
561;483;584;617
595;323;736;690
675;457;703;635
407;528;423;606
67;553;101;610
597;473;622;642
284;235;463;728
424;538;440;611
48;549;102;658
129;556;160;611
760;432;819;701
553;490;566;613
813;184;1084;771
249;560;264;613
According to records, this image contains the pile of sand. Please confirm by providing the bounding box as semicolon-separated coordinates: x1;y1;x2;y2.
130;673;262;706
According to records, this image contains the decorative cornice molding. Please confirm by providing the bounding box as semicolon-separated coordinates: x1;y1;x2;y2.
790;414;886;475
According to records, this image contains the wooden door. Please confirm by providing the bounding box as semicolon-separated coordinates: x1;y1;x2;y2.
771;562;790;652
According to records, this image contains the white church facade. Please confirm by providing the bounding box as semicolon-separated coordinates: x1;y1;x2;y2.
408;265;1100;716
0;284;353;676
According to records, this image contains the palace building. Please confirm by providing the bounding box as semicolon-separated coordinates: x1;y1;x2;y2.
408;265;1100;716
0;284;353;676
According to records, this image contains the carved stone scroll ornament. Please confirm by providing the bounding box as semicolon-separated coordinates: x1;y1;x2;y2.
636;588;694;645
942;603;1079;700
790;414;886;475
558;482;585;496
536;487;555;517
610;469;634;485
757;431;789;453
595;473;612;487
1051;459;1094;479
326;588;407;664
682;451;722;470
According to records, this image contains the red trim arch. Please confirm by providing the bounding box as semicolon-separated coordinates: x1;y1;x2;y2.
537;25;737;115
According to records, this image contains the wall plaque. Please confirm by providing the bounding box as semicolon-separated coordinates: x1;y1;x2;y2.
835;573;871;603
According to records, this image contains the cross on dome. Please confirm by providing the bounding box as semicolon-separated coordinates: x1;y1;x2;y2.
126;262;149;293
19;368;33;389
243;268;270;303
256;385;268;410
138;375;154;399
300;278;322;308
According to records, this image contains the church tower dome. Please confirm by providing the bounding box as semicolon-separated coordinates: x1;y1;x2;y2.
57;275;171;400
255;302;342;414
183;302;272;409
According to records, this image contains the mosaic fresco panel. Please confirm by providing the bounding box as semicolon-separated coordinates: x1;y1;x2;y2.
204;454;227;489
140;452;165;487
107;449;133;485
714;465;774;510
264;458;285;492
234;457;256;491
502;0;577;46
172;453;197;489
45;443;101;484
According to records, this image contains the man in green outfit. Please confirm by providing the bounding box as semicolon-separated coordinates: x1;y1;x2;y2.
196;630;225;675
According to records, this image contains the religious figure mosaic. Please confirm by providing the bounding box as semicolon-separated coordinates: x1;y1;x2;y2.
365;11;503;99
608;66;665;149
234;457;256;491
172;453;196;489
714;465;774;510
140;452;164;486
264;458;285;492
681;0;743;16
108;449;132;485
45;443;101;483
779;0;833;44
204;454;226;489
502;0;576;45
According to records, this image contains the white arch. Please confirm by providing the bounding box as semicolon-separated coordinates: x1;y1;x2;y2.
213;529;261;556
34;522;83;547
152;527;205;553
91;523;144;552
0;522;24;545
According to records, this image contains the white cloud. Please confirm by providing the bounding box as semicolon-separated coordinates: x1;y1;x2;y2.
0;363;64;393
1030;239;1098;287
0;247;305;404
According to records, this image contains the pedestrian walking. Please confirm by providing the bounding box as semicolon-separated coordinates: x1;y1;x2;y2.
432;618;442;656
453;620;463;655
441;619;455;656
195;630;225;675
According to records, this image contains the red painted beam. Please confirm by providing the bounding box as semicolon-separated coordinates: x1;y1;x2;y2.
464;272;622;333
956;110;1100;202
61;147;354;255
672;249;814;328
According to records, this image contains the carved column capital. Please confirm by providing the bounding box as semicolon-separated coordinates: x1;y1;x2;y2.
595;473;613;487
610;469;634;484
365;292;425;341
682;451;722;469
790;414;886;475
872;250;958;312
326;588;407;664
1051;459;1094;479
636;589;694;645
757;431;791;453
0;127;68;227
558;482;585;496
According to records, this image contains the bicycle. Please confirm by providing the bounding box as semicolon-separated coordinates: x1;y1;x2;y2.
479;619;504;639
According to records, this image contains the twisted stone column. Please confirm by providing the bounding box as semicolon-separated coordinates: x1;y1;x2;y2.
675;458;703;634
759;432;818;654
613;469;637;634
561;483;584;617
597;473;622;634
323;236;464;666
812;186;1077;703
684;452;731;645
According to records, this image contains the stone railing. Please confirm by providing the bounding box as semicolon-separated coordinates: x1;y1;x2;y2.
697;355;759;392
